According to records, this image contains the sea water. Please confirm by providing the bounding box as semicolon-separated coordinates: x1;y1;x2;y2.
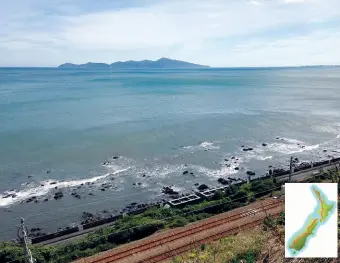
0;67;339;240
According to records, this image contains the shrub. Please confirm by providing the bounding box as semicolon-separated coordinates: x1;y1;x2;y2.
168;217;189;228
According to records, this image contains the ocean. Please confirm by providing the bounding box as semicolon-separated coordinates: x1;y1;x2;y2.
0;67;339;240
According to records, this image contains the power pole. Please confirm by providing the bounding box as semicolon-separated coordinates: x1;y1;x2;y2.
18;218;35;263
289;156;293;183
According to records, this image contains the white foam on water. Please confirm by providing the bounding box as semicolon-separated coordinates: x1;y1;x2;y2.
181;141;220;150
191;157;243;179
276;137;304;144
0;167;130;207
198;141;220;149
254;155;273;161
314;125;338;134
266;142;319;155
337;134;340;139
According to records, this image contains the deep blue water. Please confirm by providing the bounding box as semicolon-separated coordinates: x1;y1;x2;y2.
0;67;340;240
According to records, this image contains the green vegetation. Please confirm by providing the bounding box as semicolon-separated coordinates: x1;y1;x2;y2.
0;178;279;263
171;227;269;263
5;169;335;263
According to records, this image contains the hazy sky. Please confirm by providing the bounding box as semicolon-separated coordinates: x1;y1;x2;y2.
1;0;340;67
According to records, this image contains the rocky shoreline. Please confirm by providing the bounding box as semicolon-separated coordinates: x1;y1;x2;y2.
2;143;340;241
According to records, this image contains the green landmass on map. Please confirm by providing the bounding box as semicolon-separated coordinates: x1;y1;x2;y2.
287;185;336;255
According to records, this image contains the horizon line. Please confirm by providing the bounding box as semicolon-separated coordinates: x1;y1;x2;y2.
0;65;339;69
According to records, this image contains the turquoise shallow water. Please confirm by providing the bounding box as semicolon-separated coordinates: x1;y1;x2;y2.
0;67;340;239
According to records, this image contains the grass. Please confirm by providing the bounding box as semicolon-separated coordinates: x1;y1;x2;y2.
171;227;269;263
1;172;337;263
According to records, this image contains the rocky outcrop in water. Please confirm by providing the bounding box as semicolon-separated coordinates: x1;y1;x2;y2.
218;178;229;185
162;186;179;195
197;184;209;191
54;192;64;200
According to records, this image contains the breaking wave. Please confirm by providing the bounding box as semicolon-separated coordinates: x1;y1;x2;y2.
0;168;130;207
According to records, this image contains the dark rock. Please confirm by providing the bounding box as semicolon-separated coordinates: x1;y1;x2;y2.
44;198;48;202
28;175;33;178
243;148;253;152
89;193;94;196
262;143;267;146
82;212;94;219
323;149;327;152
231;156;235;159
194;183;199;186
273;168;285;174
241;145;245;148
55;186;58;189
74;194;81;199
25;196;37;203
197;184;209;191
234;167;239;170
142;174;146;177
40;184;45;187
34;200;38;203
53;192;63;200
276;137;280;140
112;156;119;159
182;171;189;175
224;159;228;162
100;188;106;191
137;182;142;186
246;171;255;176
162;186;179;195
46;170;51;174
190;172;194;175
103;161;109;165
50;182;57;185
218;178;229;185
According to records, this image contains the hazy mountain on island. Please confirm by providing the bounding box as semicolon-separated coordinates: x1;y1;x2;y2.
58;58;210;69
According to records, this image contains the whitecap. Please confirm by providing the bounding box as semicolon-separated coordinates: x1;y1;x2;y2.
181;141;220;151
275;137;304;144
0;167;130;207
191;157;243;178
266;142;319;155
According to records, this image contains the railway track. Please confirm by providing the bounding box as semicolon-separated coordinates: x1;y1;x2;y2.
139;211;282;263
76;199;283;263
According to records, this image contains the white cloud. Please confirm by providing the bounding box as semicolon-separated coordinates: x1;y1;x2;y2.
1;0;340;66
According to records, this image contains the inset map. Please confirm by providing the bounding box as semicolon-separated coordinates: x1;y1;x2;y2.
285;183;338;258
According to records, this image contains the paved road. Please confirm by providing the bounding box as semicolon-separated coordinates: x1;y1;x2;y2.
276;161;339;182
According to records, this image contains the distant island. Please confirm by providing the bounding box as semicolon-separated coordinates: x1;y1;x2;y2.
58;58;210;69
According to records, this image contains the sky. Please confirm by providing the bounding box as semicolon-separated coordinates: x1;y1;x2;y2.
1;0;340;67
